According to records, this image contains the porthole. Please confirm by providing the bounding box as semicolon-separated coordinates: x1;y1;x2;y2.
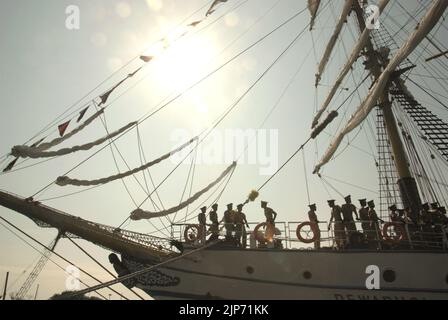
246;266;254;274
383;269;396;283
303;271;312;280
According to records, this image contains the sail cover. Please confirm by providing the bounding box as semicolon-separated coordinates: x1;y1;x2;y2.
10;108;105;158
308;0;321;30
11;121;137;159
312;0;390;128
41;109;104;151
130;162;237;220
56;137;199;187
315;0;353;87
313;0;448;174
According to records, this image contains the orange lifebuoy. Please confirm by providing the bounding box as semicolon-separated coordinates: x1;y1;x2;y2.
382;222;406;242
184;224;202;243
296;222;320;244
254;222;275;243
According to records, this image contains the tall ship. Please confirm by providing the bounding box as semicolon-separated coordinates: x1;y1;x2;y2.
1;0;448;300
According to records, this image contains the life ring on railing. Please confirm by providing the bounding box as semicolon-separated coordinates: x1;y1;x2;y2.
382;222;406;242
254;222;275;243
184;224;202;243
296;222;320;244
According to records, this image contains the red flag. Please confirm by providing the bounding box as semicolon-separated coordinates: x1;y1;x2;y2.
140;55;153;63
58;121;71;137
3;157;18;172
77;106;89;123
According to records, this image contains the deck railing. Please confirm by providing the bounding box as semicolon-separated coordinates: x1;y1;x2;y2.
170;220;448;251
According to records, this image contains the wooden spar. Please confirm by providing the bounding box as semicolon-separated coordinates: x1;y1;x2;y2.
0;190;177;263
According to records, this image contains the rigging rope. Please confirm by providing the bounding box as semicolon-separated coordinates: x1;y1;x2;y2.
29;6;310;200
130;162;236;220
68;239;221;298
113;11;311;228
0;215;128;300
0;0;213;158
56;137;198;187
66;237;146;300
12;122;136;159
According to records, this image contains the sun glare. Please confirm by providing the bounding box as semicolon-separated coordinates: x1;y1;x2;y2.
144;30;217;92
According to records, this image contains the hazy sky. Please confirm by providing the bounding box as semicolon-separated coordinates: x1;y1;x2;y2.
0;0;447;300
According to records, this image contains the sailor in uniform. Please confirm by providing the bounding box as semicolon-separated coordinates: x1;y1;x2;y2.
235;204;250;248
222;203;235;241
198;206;207;244
261;201;277;226
261;201;277;241
358;199;371;237
208;204;220;242
308;203;321;249
328;199;345;249
368;200;384;243
341;195;359;236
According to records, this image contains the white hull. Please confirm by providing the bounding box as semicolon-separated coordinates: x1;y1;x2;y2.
123;248;448;300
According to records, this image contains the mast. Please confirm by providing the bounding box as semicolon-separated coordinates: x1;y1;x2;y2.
351;1;422;218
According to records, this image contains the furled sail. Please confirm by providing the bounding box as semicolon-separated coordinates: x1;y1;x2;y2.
26;108;104;152
313;0;448;174
308;0;321;31
130;162;237;220
56;137;199;187
312;0;390;128
11;122;137;159
315;0;353;87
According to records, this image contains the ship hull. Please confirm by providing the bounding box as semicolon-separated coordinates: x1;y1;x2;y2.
124;248;448;300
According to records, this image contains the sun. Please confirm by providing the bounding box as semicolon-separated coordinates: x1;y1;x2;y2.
145;29;218;92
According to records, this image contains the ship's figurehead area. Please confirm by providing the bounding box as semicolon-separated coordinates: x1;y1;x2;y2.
109;253;180;289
